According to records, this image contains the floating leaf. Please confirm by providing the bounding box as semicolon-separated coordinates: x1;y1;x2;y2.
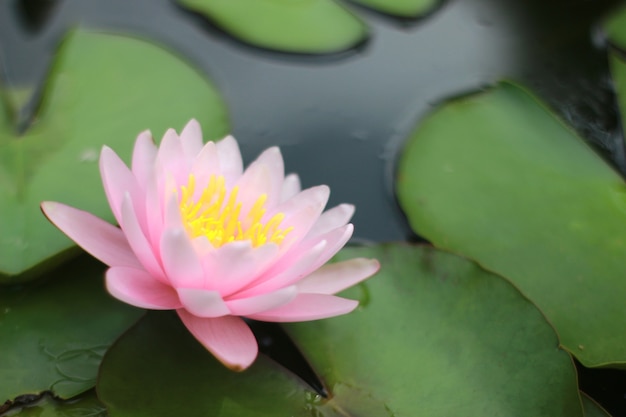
0;391;105;417
98;244;582;416
177;0;367;53
0;256;144;402
349;0;441;18
0;29;229;281
396;82;626;368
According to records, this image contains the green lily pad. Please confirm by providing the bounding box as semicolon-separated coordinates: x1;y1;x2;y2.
0;391;106;417
0;29;229;281
98;244;582;416
396;82;626;368
604;4;626;51
177;0;367;53
350;0;441;18
582;393;612;417
0;255;144;402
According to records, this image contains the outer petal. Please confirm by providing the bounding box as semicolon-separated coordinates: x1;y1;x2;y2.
200;241;280;296
179;119;204;160
296;258;380;295
247;294;358;322
226;286;297;316
155;128;187;185
131;130;157;189
307;204;355;237
270;185;330;248
191;141;221;200
280;173;301;202
302;224;354;274
100;146;141;225
235;240;327;298
160;228;205;288
177;311;258;371
177;288;230;317
244;224;353;297
216;135;243;183
120;194;166;282
106;266;181;309
236;147;284;209
41;202;141;269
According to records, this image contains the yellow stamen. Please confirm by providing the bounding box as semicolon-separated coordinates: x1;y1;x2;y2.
179;174;293;248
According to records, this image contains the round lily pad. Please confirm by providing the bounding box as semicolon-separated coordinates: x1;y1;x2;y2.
177;0;367;53
397;81;626;368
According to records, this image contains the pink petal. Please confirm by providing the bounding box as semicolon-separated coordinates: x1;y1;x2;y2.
226;286;297;316
302;224;354;275
106;266;181;309
41;202;141;268
234;164;273;218
247;224;352;295
191;141;221;199
296;258;380;295
263;186;330;256
177;288;230;317
247;294;358;322
308;204;355;237
160;228;205;287
119;194;166;282
155;129;187;186
236;147;284;208
200;241;280;296
131;130;157;190
99;146;140;225
177;311;258;371
280;173;301;202
179;119;204;160
235;240;327;298
144;174;164;249
216;135;243;184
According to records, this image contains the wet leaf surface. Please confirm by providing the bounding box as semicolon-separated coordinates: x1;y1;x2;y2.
0;29;229;281
396;82;626;368
177;0;367;53
98;244;582;416
349;0;441;18
1;390;106;417
0;256;143;402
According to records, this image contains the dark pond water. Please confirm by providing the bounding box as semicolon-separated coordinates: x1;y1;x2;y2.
1;0;626;414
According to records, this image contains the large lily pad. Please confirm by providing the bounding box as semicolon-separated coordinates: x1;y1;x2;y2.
177;0;367;53
396;82;626;368
349;0;441;18
0;29;229;281
0;256;144;402
98;244;582;416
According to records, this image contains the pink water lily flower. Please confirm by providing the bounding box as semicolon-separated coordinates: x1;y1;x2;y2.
41;119;379;370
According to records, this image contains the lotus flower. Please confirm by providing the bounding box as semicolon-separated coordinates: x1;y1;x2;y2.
41;119;379;370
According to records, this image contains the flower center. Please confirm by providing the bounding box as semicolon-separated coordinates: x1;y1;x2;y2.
179;174;292;248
